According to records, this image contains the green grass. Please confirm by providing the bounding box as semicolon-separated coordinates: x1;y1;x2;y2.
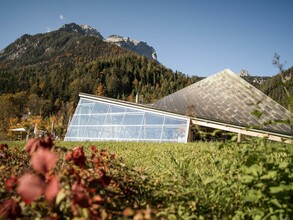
48;141;242;180
2;139;293;219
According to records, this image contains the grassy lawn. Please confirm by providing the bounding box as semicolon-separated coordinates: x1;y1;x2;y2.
1;139;293;219
2;140;241;180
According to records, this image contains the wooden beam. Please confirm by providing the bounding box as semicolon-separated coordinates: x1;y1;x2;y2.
191;119;292;144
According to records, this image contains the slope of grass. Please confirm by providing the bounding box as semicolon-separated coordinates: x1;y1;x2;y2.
1;139;293;219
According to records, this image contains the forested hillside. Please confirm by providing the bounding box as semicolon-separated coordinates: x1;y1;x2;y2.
0;25;199;139
259;66;293;110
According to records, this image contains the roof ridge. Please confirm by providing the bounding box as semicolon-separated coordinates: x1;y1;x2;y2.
229;69;292;115
153;69;292;135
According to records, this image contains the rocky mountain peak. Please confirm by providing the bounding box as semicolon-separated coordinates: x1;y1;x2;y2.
105;35;157;61
237;70;250;77
59;23;104;39
1;23;159;62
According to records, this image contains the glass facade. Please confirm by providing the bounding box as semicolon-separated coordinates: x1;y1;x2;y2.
65;96;190;143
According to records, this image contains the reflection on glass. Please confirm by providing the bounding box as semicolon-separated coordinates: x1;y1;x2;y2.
65;97;189;143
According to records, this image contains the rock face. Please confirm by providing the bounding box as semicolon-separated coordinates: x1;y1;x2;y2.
59;23;104;39
237;70;250;77
105;35;157;61
60;24;158;61
237;70;270;86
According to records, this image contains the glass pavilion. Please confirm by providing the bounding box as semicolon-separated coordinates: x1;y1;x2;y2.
65;93;191;143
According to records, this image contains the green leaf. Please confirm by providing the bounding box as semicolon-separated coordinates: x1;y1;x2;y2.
260;171;277;180
246;164;263;177
269;186;286;194
240;175;255;184
270;216;279;220
56;189;66;205
82;208;89;219
203;176;216;185
245;154;259;167
251;109;263;119
244;194;259;203
244;190;263;203
270;198;282;208
254;215;263;220
254;182;265;188
278;161;289;169
231;135;238;142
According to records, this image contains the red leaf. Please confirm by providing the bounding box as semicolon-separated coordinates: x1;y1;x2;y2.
31;148;57;174
25;136;54;155
39;135;54;150
5;174;17;191
72;146;86;168
112;153;118;160
100;171;111;187
0;143;8;151
65;151;73;160
71;182;91;208
90;145;97;152
17;173;45;204
0;199;22;219
44;176;60;202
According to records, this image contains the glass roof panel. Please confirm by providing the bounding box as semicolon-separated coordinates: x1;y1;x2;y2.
65;96;189;143
144;112;164;125
104;114;124;125
92;102;109;113
88;115;106;125
110;105;126;113
71;115;90;125
76;102;94;114
123;113;144;125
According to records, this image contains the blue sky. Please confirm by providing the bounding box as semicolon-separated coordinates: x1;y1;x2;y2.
1;0;292;77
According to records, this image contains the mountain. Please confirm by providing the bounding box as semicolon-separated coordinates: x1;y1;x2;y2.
105;35;157;61
0;23;158;65
0;23;199;138
58;23;158;61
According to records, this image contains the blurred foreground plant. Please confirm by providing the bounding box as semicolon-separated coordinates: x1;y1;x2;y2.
0;136;155;219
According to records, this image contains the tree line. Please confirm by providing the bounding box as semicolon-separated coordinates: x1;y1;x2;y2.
0;37;200;139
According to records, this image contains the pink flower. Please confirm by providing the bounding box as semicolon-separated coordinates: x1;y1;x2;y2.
31;148;57;174
17;173;45;204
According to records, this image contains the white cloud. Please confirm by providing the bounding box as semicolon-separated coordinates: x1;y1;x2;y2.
59;15;65;20
46;27;51;32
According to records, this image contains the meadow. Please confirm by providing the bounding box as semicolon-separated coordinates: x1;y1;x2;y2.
1;138;293;219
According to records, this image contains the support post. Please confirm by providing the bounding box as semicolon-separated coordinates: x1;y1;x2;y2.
237;133;242;143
